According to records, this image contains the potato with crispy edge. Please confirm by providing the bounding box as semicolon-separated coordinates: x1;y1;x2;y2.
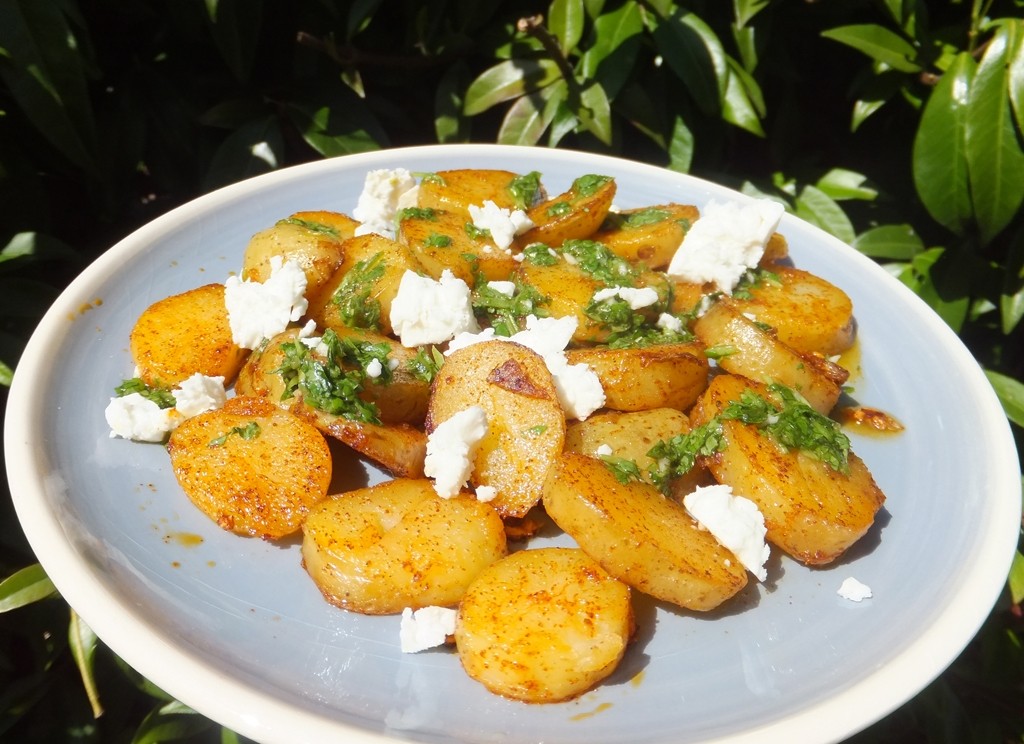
514;259;604;343
398;208;518;284
302;478;507;615
513;174;617;250
416;169;537;214
426;340;565;519
689;373;886;565
455;547;633;703
543;452;749;611
693;297;848;414
167;396;331;539
592;203;699;269
130;283;247;387
566;342;709;412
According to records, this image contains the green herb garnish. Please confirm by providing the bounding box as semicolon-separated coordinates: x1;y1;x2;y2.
114;378;176;409
277;216;340;237
647;420;726;492
397;207;438;222
601;456;643;484
415;171;446;185
209;422;261;447
572;174;613;198
332;252;386;330
423;232;452;248
464;222;490;241
508;171;542;210
546;201;572;218
473;279;549;336
704;344;738;360
522;243;559;266
562;239;638;286
732;267;781;301
407;346;446;384
523;424;549;436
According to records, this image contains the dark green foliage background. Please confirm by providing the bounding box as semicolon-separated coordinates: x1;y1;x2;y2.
2;0;1022;741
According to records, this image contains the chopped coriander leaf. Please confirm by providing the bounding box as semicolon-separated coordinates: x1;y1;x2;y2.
114;378;176;409
584;294;692;349
601;456;643;484
622;208;671;229
332;251;386;330
647;421;725;492
424;232;452;248
397;207;438;222
704;344;738;360
464;222;490;241
473;279;549;337
508;171;542;210
407;346;445;384
561;239;638;286
732;267;781;300
414;171;445;185
209;422;261;447
273;329;382;424
676;217;692;232
546;201;572;217
277;216;340;237
523;424;549;436
572;174;613;198
522;243;559;266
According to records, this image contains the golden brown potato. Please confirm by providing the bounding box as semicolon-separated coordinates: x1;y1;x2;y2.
166;396;331;539
130;283;248;387
306;233;425;336
241;211;356;313
455;547;633;703
729;266;855;357
592;203;699;269
426;341;565;519
416;169;537;214
397;208;518;284
544;453;748;611
301;478;507;614
689;374;885;565
513;174;617;250
566;342;709;412
514;259;604;343
693;298;848;414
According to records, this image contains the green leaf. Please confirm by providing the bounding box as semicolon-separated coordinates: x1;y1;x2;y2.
1009;550;1024;605
733;0;770;28
202;116;284;191
815;168;878;201
0;359;12;387
548;0;585;54
853;224;924;260
1001;230;1024;334
203;0;263;81
498;82;564;145
913;52;975;236
577;80;613;144
435;62;470;143
721;55;765;136
1008;20;1024;136
577;1;643;100
667;115;695;173
132;701;213;744
965;24;1024;245
849;68;905;131
651;10;725;117
820;24;921;73
794;185;855;244
286;91;386;158
69;609;103;718
0;564;57;612
984;369;1024;427
897;247;970;331
0;231;79;265
463;59;561;116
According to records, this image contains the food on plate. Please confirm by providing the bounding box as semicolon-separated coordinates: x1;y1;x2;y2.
106;163;891;703
455;547;633;703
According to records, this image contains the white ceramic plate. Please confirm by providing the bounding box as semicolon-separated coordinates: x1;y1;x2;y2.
6;145;1021;744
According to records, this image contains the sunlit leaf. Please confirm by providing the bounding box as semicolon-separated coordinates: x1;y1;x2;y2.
721;56;765;135
816;168;877;201
1008;19;1024;135
201;116;284;191
0;359;12;387
578;1;643;99
0;564;57;612
549;0;585;54
499;81;566;145
733;0;770;29
463;59;561;115
732;25;758;72
1009;550;1024;606
820;24;921;73
897;247;969;331
852;224;924;260
577;80;613;144
667;115;695;173
132;701;213;744
345;0;383;41
435;62;470;143
913;52;974;236
965;25;1024;245
651;9;725;116
0;231;79;265
1001;230;1024;334
286;89;386;157
984;369;1024;428
69;609;103;718
794;185;855;244
548;97;578;147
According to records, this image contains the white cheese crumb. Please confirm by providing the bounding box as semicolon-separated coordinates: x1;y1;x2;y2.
656;312;684;333
474;485;498;503
224;256;308;349
352;168;419;239
591;285;660;310
467;200;534;250
389;269;479;347
172;374;227;418
486;280;516;297
837;577;873;602
595;443;613;457
365;358;383;378
298;318;318;338
399;606;457;653
105;393;177;442
683;484;770;582
424;406;489;498
666;198;784;293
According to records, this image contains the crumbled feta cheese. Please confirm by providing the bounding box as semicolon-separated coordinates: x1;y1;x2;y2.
105;393;177;442
683;484;770;582
172;374;227;418
399;606;457;653
424;406;489;498
837;577;873;602
595;443;613;457
474;485;498;503
389;269;479;347
365;358;383;378
666;198;784;293
486;280;516;297
468;200;534;250
224;256;308;349
352;168;419;239
298;318;318;338
591;286;660;310
656;312;684;333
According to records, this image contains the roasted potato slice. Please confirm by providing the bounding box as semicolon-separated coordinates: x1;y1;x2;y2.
543;453;748;611
130;283;247;387
592;203;699;269
729;266;855;356
566;342;709;412
306;233;425;336
693;297;848;414
397;208;518;283
513;174;617;250
241;211;356;312
302;478;506;615
416;169;538;214
515;259;604;343
166;396;331;539
689;374;886;565
455;547;633;703
426;340;565;518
